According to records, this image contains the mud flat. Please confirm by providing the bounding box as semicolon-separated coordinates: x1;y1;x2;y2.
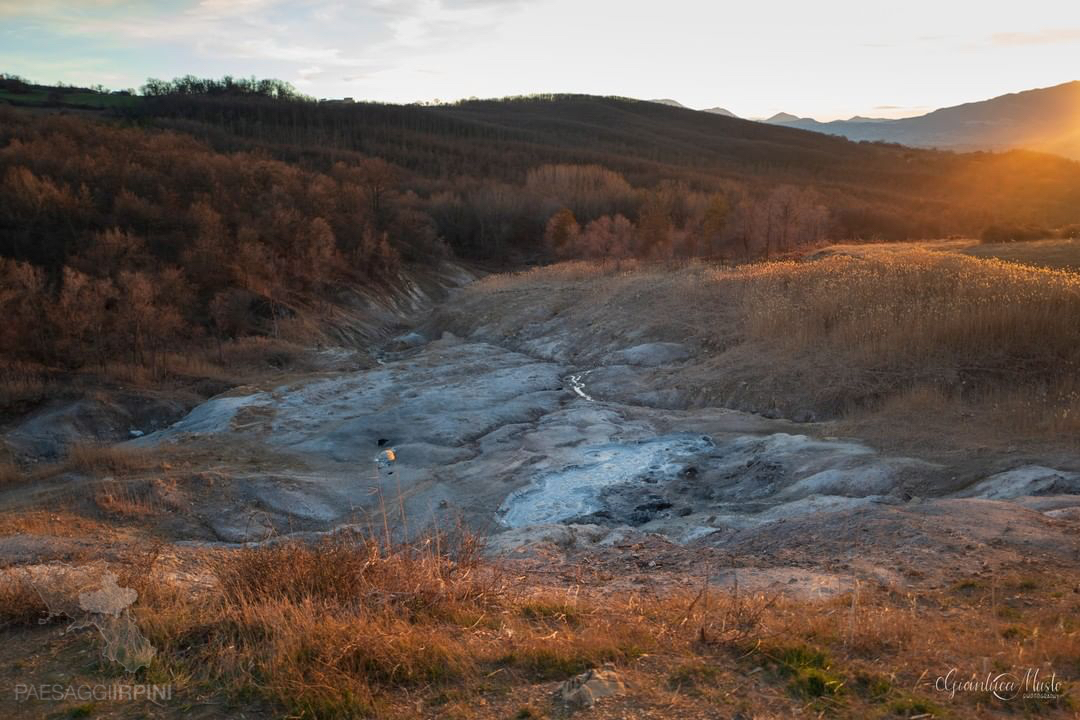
130;332;937;542
106;316;1078;598
4;264;1080;602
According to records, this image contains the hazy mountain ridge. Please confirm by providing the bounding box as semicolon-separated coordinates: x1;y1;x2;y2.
649;98;687;108
649;98;737;117
764;81;1080;159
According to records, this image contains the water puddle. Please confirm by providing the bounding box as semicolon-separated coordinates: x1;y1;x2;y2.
498;433;712;527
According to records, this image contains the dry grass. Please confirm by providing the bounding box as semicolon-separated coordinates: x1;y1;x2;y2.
457;248;1080;449
0;461;20;486
0;571;48;629
138;532;660;718
94;360;157;387
963;237;1080;272
93;477;162;516
738;250;1080;445
96;352;234;386
0;508;119;538
758;576;1079;715
65;441;152;477
218;336;310;372
846;381;1080;450
0;359;55;410
738;250;1080;382
0;442;164;489
478;248;1080;385
19;338;305;411
479;258;642;290
158;351;233;380
2;535;1073;718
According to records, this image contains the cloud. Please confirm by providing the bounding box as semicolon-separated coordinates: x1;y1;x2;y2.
991;28;1080;47
0;0;125;17
3;0;523;67
381;0;508;48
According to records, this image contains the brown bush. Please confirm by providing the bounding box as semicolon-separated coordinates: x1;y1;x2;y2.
0;461;21;486
93;478;160;516
0;572;48;628
66;442;151;477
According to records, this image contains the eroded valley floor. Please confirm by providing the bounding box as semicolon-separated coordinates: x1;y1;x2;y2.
2;267;1079;718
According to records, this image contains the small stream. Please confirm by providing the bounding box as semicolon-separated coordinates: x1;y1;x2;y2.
567;370;595;401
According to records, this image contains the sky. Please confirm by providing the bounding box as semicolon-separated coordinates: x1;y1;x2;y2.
3;0;1080;121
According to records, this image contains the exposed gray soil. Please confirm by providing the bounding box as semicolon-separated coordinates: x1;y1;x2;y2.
5;391;195;461
4;267;1080;599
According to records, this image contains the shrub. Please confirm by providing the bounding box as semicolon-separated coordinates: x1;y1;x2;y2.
66;443;150;476
981;224;1052;243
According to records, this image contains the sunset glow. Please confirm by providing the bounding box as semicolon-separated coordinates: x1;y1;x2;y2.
3;0;1080;119
3;4;1080;717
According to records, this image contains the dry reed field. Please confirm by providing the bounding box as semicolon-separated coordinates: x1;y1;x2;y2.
738;251;1080;439
962;238;1080;272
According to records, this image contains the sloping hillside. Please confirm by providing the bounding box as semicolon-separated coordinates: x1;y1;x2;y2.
769;81;1080;159
113;90;1080;248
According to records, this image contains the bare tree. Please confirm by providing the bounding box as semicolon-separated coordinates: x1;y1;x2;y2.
544;208;581;259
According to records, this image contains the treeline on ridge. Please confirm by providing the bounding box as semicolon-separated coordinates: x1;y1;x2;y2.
130;85;1080;248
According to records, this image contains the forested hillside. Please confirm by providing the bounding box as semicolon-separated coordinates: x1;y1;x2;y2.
133;87;1080;248
0;108;439;374
3;75;1080;376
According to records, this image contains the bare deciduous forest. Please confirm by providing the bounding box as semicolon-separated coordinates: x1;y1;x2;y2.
3;76;1080;376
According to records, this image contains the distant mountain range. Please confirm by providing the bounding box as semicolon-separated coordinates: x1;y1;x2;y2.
702;106;737;117
650;82;1080;160
764;112;800;123
650;98;736;117
763;81;1080;160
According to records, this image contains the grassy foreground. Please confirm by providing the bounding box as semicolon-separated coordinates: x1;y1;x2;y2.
1;533;1076;719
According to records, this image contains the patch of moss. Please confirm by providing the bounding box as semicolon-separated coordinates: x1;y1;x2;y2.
1000;625;1026;640
853;671;892;701
761;644;845;701
951;579;984;596
773;644;830;671
790;667;845;699
996;605;1021;620
519;600;582;626
888;696;945;717
668;661;724;690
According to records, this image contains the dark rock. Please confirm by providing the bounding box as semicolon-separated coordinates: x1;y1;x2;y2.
634;500;673;512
